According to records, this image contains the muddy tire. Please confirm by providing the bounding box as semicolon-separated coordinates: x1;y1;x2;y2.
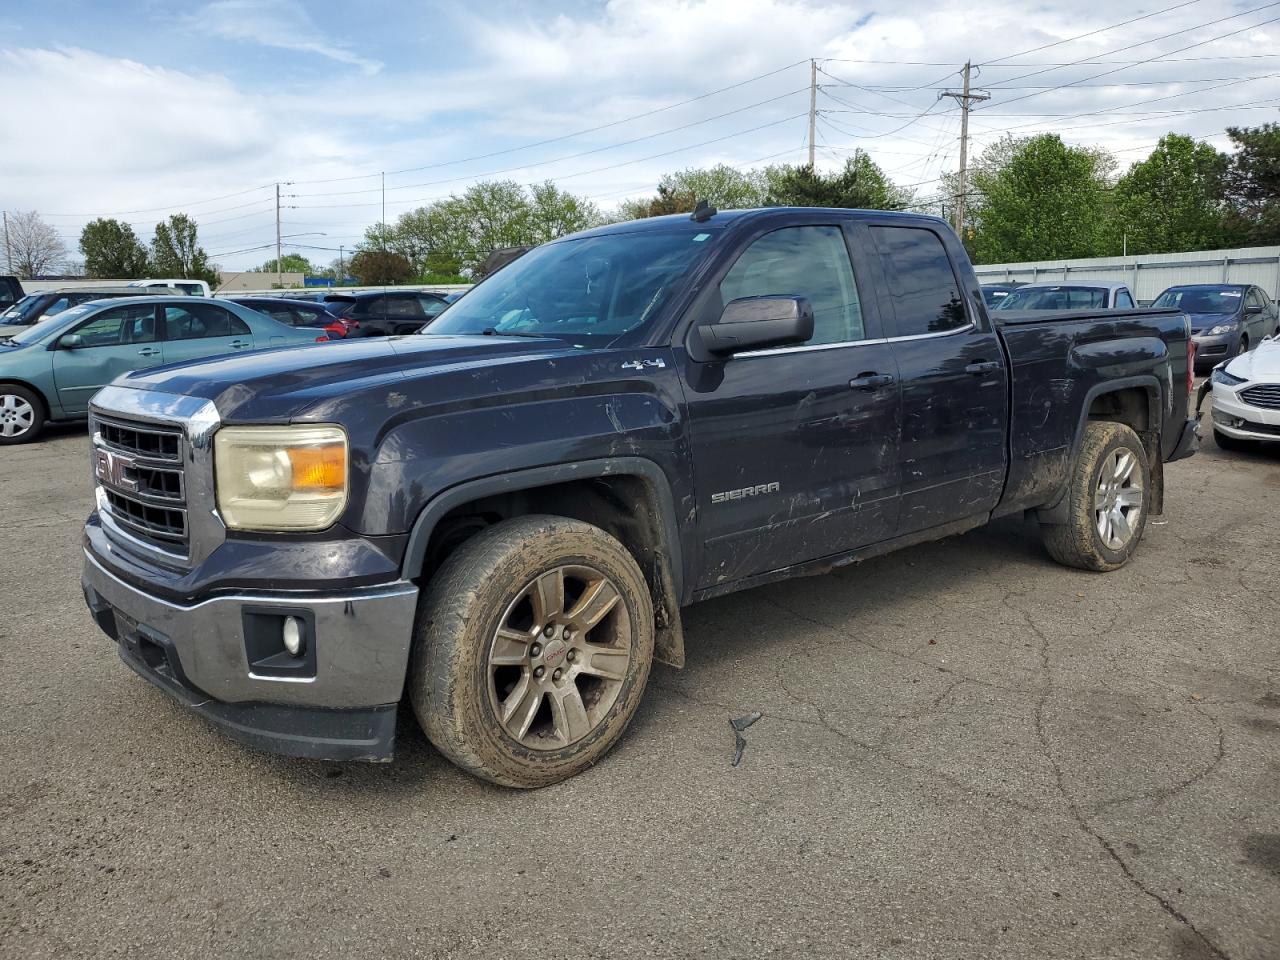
408;515;655;788
1042;421;1151;572
0;384;45;445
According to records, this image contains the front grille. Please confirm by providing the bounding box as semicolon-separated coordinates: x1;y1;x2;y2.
92;414;188;555
1240;384;1280;410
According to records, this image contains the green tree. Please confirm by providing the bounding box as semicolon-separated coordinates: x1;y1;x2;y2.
967;134;1115;264
1223;123;1280;245
765;152;913;209
79;218;148;278
617;165;772;220
1107;134;1228;255
150;214;218;285
255;253;315;274
348;249;413;285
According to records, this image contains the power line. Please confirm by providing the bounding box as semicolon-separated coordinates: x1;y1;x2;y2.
979;0;1206;66
289;59;811;185
41;184;273;219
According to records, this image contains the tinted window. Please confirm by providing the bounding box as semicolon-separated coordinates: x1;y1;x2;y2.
719;225;865;345
994;285;1108;311
419;295;448;319
1116;290;1134;309
386;296;424;318
1150;287;1243;314
70;305;157;347
164;303;250;340
872;227;966;334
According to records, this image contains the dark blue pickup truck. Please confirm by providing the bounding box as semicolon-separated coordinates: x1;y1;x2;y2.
80;208;1198;787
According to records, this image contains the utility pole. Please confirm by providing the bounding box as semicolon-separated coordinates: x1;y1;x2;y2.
275;182;283;289
381;172;386;242
339;245;344;282
939;62;989;240
2;211;10;275
807;59;818;169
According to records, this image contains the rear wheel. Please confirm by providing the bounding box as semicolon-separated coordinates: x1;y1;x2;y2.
409;515;655;788
0;385;45;445
1042;421;1150;572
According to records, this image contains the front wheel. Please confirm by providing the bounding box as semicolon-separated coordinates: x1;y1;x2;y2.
409;515;655;788
0;385;45;445
1042;421;1151;572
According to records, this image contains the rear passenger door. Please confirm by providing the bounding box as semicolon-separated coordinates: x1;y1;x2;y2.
1247;288;1275;342
161;302;255;365
867;223;1009;536
681;221;901;588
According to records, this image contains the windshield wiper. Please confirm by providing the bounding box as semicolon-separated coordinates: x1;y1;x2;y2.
479;327;564;340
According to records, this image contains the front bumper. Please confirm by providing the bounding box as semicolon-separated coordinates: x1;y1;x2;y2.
1208;384;1280;442
82;549;420;761
1192;332;1237;368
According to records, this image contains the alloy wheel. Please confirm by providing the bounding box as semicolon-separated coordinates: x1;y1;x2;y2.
1094;449;1143;549
0;394;34;439
487;564;632;750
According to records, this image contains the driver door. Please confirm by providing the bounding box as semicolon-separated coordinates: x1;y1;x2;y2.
53;304;163;414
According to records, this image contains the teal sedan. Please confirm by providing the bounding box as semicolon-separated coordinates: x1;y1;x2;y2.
0;296;326;444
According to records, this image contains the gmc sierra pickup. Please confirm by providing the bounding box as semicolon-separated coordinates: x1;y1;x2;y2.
80;207;1199;787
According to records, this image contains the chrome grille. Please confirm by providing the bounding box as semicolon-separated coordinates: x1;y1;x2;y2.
92;414;188;554
1240;384;1280;410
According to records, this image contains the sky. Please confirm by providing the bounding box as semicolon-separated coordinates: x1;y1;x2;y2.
1;0;1278;272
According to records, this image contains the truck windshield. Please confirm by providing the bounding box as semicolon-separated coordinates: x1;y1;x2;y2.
1150;288;1241;314
996;286;1108;310
424;229;718;347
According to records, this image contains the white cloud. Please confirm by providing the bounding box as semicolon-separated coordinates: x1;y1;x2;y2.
191;0;382;75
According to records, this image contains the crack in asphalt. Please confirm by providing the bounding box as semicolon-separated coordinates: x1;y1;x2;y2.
1005;591;1233;960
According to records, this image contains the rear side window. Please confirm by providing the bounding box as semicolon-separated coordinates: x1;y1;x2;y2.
1116;289;1134;309
164;303;251;340
386;296;424;318
718;225;866;346
871;226;967;336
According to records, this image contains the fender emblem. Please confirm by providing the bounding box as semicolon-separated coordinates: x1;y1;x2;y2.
621;358;666;371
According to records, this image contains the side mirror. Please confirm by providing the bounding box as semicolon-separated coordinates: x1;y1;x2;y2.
699;296;814;356
60;334;84;349
1246;304;1263;315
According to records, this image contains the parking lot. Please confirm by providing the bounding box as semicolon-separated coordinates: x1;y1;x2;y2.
1;418;1277;960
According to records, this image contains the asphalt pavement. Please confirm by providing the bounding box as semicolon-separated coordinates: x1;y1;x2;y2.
2;418;1278;960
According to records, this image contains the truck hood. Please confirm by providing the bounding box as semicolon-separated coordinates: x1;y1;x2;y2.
113;334;584;421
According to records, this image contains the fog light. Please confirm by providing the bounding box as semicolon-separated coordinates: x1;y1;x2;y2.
282;616;305;657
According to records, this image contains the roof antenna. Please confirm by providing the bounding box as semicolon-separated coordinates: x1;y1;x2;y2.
690;199;716;223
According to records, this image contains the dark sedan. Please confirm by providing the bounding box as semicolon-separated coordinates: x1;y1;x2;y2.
1150;284;1280;371
322;290;450;337
230;297;348;339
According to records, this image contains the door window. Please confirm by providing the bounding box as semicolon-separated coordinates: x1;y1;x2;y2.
871;226;968;335
1116;289;1134;309
386;296;425;318
718;225;866;346
419;295;448;319
164;303;250;340
69;305;158;346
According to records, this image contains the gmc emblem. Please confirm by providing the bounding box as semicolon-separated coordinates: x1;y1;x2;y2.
94;449;138;492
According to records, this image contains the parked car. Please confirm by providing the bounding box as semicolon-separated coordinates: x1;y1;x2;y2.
322;290;451;336
1202;334;1280;450
0;276;23;312
0;296;325;444
1150;284;1279;372
128;278;210;297
79;207;1197;787
0;286;179;340
993;281;1137;310
229;297;348;339
981;282;1023;308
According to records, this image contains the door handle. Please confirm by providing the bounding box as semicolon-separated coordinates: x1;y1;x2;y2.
965;360;1001;376
137;347;160;357
849;372;895;391
229;339;250;349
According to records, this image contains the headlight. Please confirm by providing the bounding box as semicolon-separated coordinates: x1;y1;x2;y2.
214;425;348;531
1206;324;1235;336
1210;367;1247;387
